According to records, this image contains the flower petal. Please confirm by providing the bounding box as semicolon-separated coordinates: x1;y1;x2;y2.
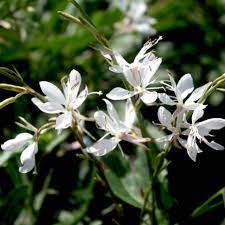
125;98;136;128
125;69;142;87
177;137;187;148
86;138;118;156
157;106;173;131
109;65;129;73
103;99;120;122
192;107;205;124
100;49;112;60
114;52;129;66
39;81;65;105
19;142;38;173
72;86;88;109
203;139;224;150
177;74;194;100
1;133;33;151
141;58;162;86
55;111;73;130
141;90;157;105
32;98;64;114
198;118;225;130
94;111;113;132
158;93;176;106
186;82;211;104
67;69;81;99
134;40;156;62
187;142;199;162
106;87;134;100
184;102;203;111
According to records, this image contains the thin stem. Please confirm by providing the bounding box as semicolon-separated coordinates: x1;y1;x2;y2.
134;104;158;225
199;74;225;104
0;83;26;92
26;87;47;102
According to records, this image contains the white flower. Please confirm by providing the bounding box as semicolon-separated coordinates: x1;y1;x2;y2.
159;73;210;113
113;0;156;36
32;69;88;130
104;39;162;105
1;133;38;173
86;99;149;156
157;106;186;146
182;107;225;161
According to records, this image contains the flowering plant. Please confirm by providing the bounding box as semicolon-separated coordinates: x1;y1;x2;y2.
1;1;225;224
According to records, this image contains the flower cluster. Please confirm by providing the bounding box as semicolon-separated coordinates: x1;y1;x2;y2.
100;39;225;161
157;74;225;161
113;0;156;36
1;37;225;173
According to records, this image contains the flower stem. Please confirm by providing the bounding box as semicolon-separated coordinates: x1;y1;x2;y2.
199;73;225;104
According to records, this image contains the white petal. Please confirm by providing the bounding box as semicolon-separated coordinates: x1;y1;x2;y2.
125;98;136;128
192;107;205;124
187;142;199;162
100;49;112;60
158;93;176;106
94;111;113;132
109;65;129;73
186;83;211;104
1;133;33;151
103;99;120;123
203;139;224;150
19;142;38;173
39;81;65;105
125;69;142;87
184;102;202;110
142;52;157;66
157;106;173;131
182;129;190;136
177;137;187;148
19;156;35;173
141;58;162;86
198;118;225;130
32;98;64;114
114;52;129;66
140;90;157;105
106;87;134;100
55;111;73;130
67;69;81;98
72;86;88;109
134;41;155;62
177;74;194;100
86;138;118;156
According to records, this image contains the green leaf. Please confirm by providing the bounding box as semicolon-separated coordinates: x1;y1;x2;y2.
191;187;225;218
220;218;225;225
0;185;28;225
103;149;152;209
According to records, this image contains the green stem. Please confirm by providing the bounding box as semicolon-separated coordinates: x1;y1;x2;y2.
26;87;47;102
199;74;225;104
0;83;26;92
70;117;112;191
134;105;158;225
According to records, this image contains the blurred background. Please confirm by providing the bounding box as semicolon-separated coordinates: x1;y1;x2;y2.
0;0;225;224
